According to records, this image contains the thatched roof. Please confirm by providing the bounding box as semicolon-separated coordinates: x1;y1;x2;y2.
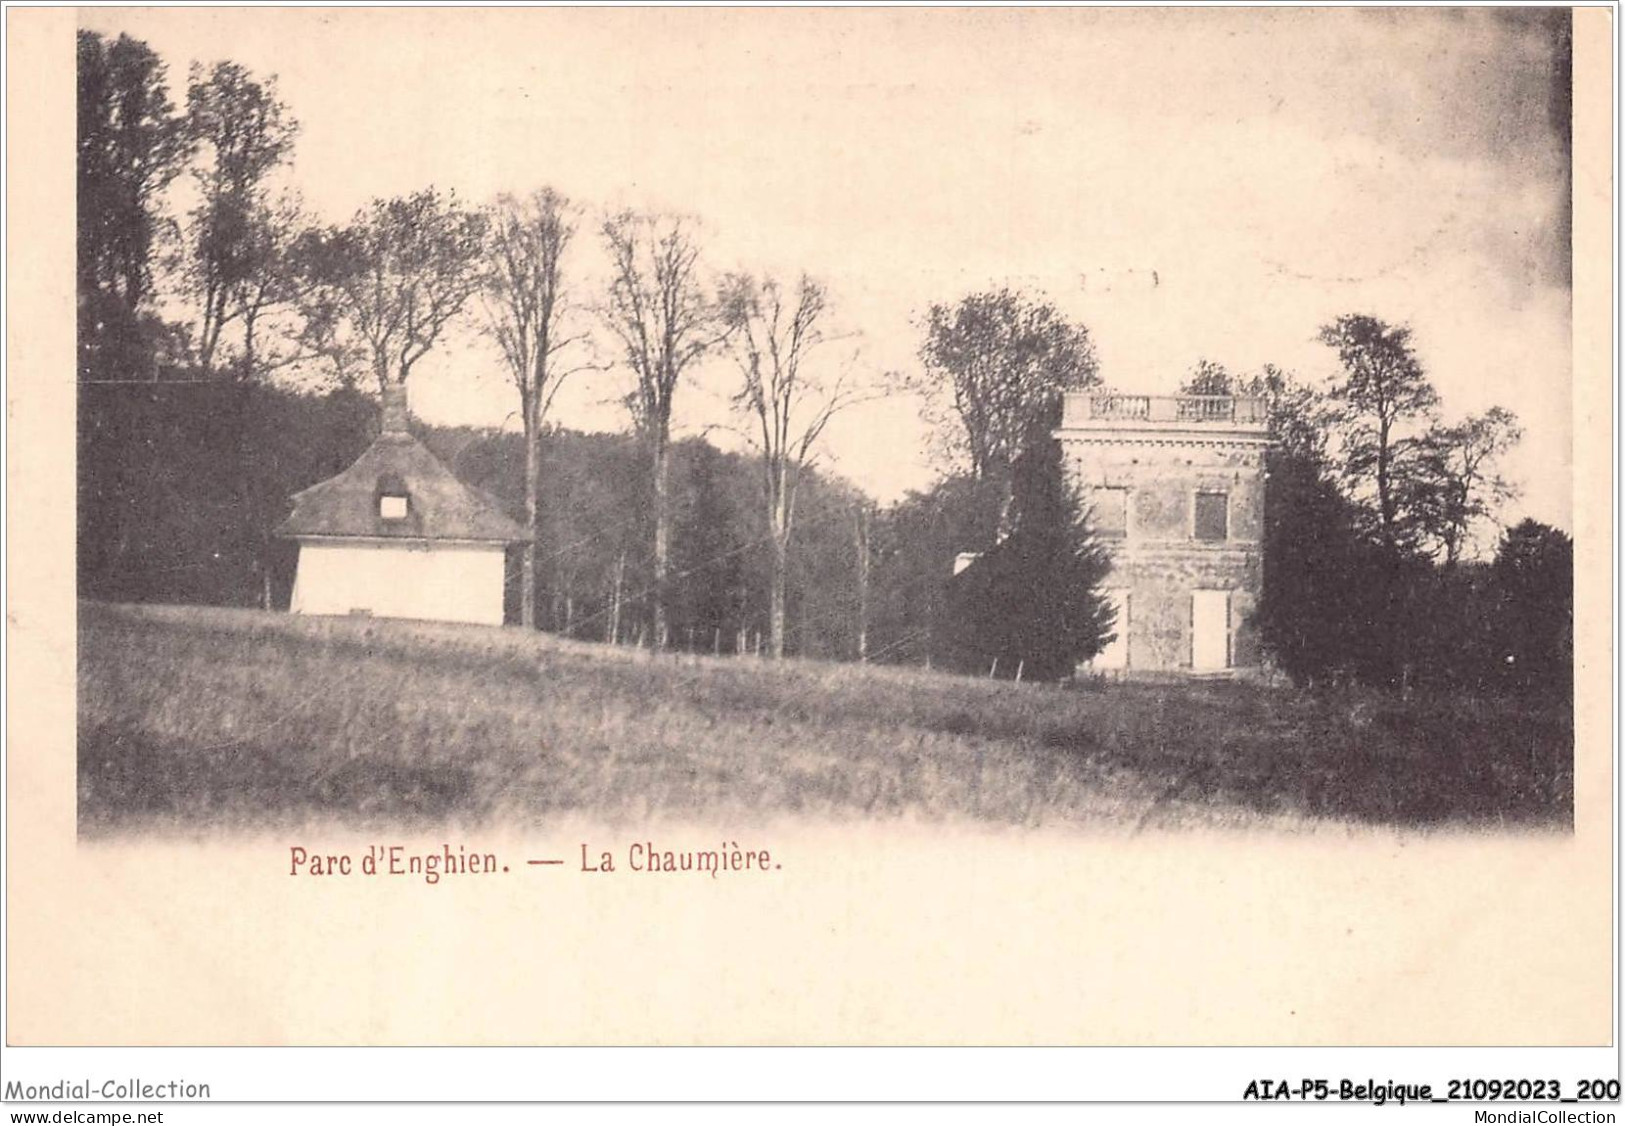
275;430;525;544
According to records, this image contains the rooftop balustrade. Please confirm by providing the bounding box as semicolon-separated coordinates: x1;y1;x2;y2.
1060;392;1268;431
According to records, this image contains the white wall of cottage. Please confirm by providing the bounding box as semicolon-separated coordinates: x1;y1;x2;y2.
290;540;507;626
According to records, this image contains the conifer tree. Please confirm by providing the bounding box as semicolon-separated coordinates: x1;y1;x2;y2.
944;423;1114;681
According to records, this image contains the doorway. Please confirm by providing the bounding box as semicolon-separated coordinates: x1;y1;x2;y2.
1191;589;1230;671
1094;589;1130;670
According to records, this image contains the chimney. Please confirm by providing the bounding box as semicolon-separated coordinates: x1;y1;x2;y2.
381;382;409;436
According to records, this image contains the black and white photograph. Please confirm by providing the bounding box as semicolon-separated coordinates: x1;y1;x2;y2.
5;1;1614;1104
71;6;1577;835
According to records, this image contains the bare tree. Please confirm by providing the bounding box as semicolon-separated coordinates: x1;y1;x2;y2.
302;187;488;394
854;500;873;663
718;271;867;659
481;188;590;629
226;193;323;383
599;210;718;648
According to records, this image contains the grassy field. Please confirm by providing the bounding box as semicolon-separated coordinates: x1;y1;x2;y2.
77;601;1572;835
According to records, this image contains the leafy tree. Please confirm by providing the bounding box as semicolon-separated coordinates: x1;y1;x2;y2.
1237;353;1525;688
223;193;322;383
300;188;489;393
1243;363;1330;462
781;476;871;661
531;429;648;640
912;288;1099;540
180;60;299;377
942;426;1114;681
717;271;866;658
1404;562;1504;692
1310;315;1450;685
1181;357;1234;396
1317;314;1440;551
1490;519;1573;699
78;381;375;607
669;439;753;652
77;30;191;379
1189;363;1378;684
481;188;591;628
1179;359;1330;462
1251;430;1386;685
599;210;720;649
867;474;1006;668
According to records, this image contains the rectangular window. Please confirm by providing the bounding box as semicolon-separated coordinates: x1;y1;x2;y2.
1090;487;1129;539
380;495;409;521
1193;490;1227;542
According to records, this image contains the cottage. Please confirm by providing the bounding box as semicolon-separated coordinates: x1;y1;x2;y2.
1055;391;1269;674
276;384;525;626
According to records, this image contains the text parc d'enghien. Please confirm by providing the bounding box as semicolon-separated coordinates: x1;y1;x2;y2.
288;842;780;883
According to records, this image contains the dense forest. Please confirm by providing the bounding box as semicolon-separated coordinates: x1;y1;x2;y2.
76;379;1102;672
78;382;875;660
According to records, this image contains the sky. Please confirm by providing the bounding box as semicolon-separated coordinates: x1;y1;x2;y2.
84;7;1575;532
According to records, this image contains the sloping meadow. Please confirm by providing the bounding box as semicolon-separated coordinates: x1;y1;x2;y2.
77;602;1572;836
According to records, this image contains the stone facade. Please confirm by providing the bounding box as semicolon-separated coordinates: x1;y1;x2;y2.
1055;392;1269;675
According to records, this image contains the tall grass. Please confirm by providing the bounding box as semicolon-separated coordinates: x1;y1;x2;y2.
77;602;1572;835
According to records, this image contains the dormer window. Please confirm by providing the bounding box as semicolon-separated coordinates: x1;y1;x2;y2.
376;471;409;522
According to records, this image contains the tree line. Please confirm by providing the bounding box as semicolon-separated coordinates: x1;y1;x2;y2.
877;298;1570;696
79;30;868;662
1187;329;1570;698
78;30;1571;700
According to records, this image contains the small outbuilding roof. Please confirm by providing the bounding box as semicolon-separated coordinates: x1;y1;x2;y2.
275;385;525;544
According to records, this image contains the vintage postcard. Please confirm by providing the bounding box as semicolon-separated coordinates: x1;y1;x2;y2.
3;3;1615;1097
